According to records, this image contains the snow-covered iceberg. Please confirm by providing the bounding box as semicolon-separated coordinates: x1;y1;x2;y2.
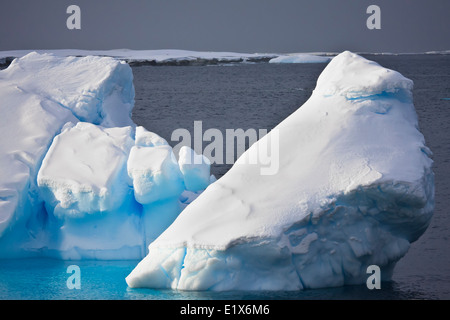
0;52;135;257
0;52;211;259
126;51;434;291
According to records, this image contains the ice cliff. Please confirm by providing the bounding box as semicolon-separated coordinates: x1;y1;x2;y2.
126;51;434;290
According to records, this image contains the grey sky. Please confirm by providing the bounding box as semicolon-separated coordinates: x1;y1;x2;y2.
0;0;449;53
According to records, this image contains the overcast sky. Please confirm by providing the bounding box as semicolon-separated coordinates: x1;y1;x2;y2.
0;0;449;53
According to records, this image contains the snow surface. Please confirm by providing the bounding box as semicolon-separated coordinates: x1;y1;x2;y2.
37;122;134;218
126;51;434;291
0;52;211;259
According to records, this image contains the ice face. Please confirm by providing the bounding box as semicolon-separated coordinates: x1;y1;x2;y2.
126;51;434;291
178;146;211;192
0;52;137;257
0;52;135;241
37;122;134;218
135;126;168;147
127;145;184;205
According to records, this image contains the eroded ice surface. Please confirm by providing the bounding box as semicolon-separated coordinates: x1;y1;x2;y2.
126;51;434;291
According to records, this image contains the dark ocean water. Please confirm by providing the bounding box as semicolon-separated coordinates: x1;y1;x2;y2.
1;54;449;300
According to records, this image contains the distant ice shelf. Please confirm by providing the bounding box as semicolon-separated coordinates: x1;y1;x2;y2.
1;49;448;69
0;49;333;67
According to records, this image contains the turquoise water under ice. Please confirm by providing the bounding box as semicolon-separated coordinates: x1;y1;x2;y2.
0;258;439;300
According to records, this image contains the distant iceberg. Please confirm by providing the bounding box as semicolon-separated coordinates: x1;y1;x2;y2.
126;51;434;291
0;52;211;259
269;53;331;64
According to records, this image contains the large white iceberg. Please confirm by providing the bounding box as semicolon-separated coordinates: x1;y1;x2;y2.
126;51;434;291
0;52;211;259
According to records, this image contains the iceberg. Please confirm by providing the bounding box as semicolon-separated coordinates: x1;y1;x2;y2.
0;52;211;259
126;51;434;291
0;52;135;257
269;54;331;64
